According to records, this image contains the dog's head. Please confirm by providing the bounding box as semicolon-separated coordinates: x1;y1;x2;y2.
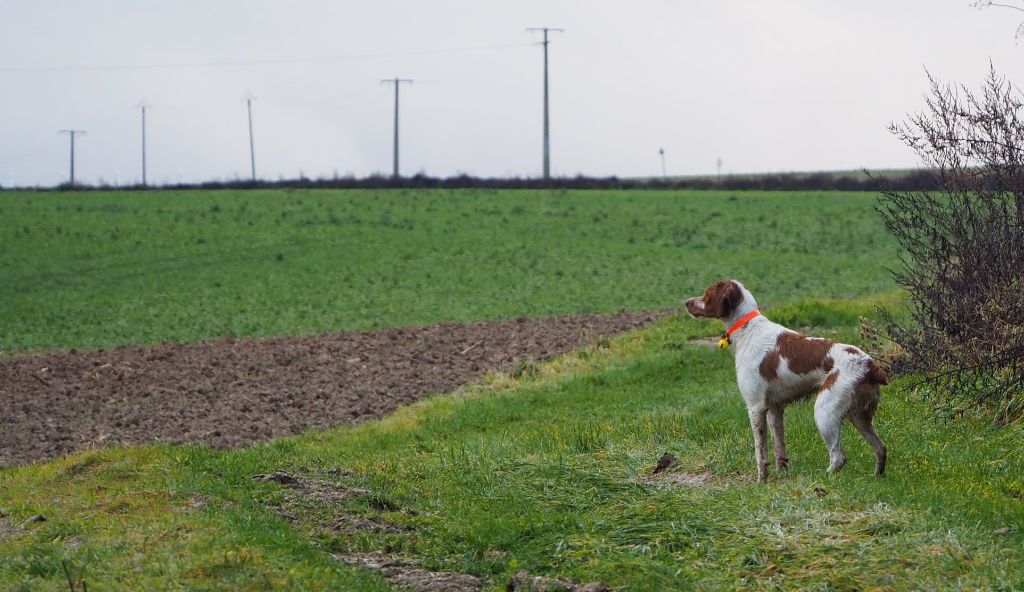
685;280;748;320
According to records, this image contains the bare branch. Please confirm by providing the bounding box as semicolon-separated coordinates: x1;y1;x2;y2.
881;66;1024;425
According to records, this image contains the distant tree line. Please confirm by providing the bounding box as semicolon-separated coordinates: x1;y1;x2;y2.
6;169;945;193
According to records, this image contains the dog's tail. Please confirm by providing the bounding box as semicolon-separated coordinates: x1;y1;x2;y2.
866;360;889;385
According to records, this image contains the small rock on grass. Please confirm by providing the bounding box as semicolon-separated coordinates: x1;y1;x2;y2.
653;452;678;474
251;470;299;485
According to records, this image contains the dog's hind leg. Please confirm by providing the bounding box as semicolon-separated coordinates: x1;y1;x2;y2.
767;405;789;470
747;406;770;482
814;388;851;473
848;387;887;476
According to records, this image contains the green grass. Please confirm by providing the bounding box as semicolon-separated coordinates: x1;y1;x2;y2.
3;296;1022;591
0;189;896;351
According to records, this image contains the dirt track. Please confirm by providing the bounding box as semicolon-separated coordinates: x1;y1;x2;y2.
0;310;667;468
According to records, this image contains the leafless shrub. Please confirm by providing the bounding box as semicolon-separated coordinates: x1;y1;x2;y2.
879;65;1024;424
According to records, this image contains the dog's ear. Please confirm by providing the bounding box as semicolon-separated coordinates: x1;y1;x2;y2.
721;280;744;317
704;280;744;318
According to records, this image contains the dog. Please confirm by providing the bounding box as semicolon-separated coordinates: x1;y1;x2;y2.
685;280;887;481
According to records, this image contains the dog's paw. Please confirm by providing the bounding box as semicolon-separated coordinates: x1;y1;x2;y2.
826;457;847;473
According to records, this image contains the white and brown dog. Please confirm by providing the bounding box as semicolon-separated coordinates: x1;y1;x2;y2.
685;280;887;481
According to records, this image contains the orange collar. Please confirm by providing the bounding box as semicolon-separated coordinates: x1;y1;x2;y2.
725;309;761;339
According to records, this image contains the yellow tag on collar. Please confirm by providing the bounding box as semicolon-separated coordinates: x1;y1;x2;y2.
718;337;730;350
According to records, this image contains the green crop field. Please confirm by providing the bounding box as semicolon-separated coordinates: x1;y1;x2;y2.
2;298;1022;591
0;188;895;352
7;188;1020;591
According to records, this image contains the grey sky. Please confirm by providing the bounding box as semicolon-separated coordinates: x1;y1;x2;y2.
1;1;1021;187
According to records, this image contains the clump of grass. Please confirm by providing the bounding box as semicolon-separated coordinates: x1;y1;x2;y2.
510;359;541;380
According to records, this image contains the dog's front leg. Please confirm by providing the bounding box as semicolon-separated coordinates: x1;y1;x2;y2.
767;406;788;470
747;406;770;482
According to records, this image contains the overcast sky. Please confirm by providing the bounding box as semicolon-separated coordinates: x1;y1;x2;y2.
1;1;1022;187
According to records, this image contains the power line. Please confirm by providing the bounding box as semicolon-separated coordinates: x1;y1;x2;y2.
0;107;132;167
381;78;413;178
527;27;563;179
58;130;86;186
0;43;531;74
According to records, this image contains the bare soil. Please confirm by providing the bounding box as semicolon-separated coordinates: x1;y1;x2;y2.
507;571;612;591
0;310;667;468
335;552;488;592
0;516;19;541
254;469;409;536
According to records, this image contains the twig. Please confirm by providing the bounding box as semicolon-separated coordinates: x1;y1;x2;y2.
60;560;77;592
991;2;1024;13
460;339;484;355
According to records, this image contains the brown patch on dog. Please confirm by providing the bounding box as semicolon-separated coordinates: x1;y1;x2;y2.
776;332;834;375
822;356;834;373
759;350;781;380
844;346;861;355
865;360;889;385
701;280;744;319
852;379;881;408
821;370;840;391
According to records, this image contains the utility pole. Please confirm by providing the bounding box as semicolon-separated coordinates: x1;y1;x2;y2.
527;26;563;179
243;92;257;181
380;78;413;178
137;101;151;186
658;148;666;178
58;129;86;186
